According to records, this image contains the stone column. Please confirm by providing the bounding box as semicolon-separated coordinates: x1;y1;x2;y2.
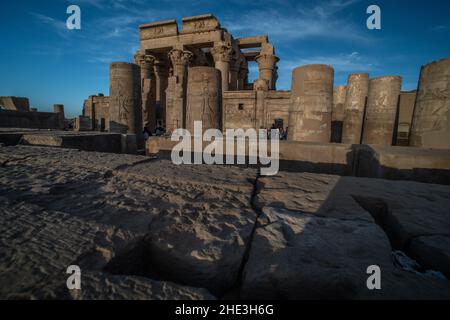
410;57;450;149
256;54;279;90
341;73;369;144
166;49;193;133
288;64;334;143
211;41;233;92
362;76;402;145
237;63;249;90
109;62;142;137
53;104;65;130
186;67;221;133
331;86;346;143
229;61;239;91
138;54;157;132
154;59;169;127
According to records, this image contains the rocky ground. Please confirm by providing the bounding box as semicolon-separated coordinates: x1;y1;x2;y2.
0;145;450;300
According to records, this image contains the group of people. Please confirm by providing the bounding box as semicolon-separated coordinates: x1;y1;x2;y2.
261;123;288;140
143;121;165;140
143;121;288;141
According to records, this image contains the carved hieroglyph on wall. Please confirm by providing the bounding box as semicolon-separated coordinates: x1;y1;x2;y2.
110;79;131;122
186;67;221;132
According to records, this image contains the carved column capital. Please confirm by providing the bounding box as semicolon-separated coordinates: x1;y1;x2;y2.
255;54;279;71
168;49;194;67
211;42;234;63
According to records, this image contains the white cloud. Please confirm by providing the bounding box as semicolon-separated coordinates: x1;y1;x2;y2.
275;51;376;89
29;12;69;38
223;0;370;44
280;52;375;73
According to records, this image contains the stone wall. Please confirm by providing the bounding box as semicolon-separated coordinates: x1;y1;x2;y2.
82;95;110;131
223;91;256;130
263;91;291;129
222;90;291;130
0;109;61;129
0;96;30;112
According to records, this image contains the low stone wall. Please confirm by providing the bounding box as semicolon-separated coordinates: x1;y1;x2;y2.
147;137;450;184
355;144;450;185
20;133;123;153
0;110;61;129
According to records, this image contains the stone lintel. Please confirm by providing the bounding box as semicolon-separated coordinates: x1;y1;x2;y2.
237;35;269;49
181;14;220;34
139;19;178;41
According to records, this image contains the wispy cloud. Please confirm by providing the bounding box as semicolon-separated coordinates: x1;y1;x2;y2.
29;12;69;38
431;25;450;31
280;52;376;73
223;0;370;43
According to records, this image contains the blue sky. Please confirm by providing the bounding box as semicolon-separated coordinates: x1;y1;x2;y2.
1;0;449;117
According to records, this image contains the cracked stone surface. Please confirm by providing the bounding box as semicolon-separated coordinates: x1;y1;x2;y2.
243;172;450;299
1;146;450;300
0;145;256;299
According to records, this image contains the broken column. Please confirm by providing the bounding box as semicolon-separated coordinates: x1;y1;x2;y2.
53;104;65;130
410;57;450;149
341;73;369;144
331;86;346;143
288;64;334;143
186;67;221;133
361;76;402;145
166;49;193;133
109;62;143;150
211;41;233;92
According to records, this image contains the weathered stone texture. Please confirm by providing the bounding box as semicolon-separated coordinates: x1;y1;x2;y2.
289;64;334;143
362;76;402;145
0;96;30;112
1;145;450;300
109;62;142;135
0;145;257;299
186;67;221;132
243;171;450;299
410;57;450;149
342;73;369;144
332;85;347;122
396;91;417;146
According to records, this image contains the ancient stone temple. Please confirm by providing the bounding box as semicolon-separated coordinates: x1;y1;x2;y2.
74;13;450;152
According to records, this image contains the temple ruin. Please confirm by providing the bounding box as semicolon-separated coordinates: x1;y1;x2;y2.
73;14;450;154
2;12;450;302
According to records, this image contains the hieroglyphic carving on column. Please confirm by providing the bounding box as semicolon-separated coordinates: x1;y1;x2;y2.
288;64;334;143
109;62;142;135
410;57;450;149
166;49;193;132
362;76;402;146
